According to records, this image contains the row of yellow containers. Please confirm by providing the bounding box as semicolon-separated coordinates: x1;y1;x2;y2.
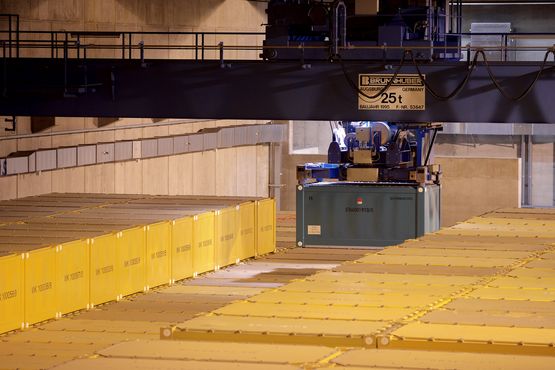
0;198;276;335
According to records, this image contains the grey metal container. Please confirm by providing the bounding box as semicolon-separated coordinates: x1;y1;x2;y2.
36;149;57;171
296;183;440;248
57;147;77;168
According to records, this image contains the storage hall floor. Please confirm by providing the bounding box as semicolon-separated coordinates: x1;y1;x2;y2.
2;200;555;369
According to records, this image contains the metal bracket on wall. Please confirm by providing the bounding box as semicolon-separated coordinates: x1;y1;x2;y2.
4;116;15;132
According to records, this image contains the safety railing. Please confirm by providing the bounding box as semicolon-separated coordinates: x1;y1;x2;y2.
0;28;554;64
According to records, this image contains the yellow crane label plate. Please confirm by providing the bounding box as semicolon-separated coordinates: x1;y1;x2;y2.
358;74;425;111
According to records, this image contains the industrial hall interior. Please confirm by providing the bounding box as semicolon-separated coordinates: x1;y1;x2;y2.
1;0;555;369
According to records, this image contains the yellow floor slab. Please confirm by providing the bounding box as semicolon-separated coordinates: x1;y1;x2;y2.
97;340;335;364
279;280;463;296
390;322;555;346
213;301;415;321
248;290;445;308
379;247;531;259
331;349;555;370
444;298;555;314
420;309;555;328
356;254;518;268
52;358;301;370
468;287;555;301
304;271;480;286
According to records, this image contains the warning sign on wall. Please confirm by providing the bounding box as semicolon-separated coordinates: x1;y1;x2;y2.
358;74;425;111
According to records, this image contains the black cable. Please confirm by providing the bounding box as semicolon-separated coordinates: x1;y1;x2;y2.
336;51;410;101
407;49;480;101
476;48;555;102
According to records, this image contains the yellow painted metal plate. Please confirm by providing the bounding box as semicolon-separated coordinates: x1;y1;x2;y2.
89;233;118;306
162;285;266;297
390;322;555;346
146;222;171;288
306;271;480;286
174;314;386;337
487;276;555;290
238;202;256;261
509;267;555;278
445;298;555;314
525;259;555;269
24;246;57;326
336;262;502;276
280;280;462;296
117;227;146;296
417;235;553;250
332;348;555;370
420;309;555;328
52;358;300;370
215;207;239;268
380;247;531;259
356;254;517;268
56;239;89;315
98;339;335;364
437;228;555;238
468;287;555;301
249;290;445;308
171;217;194;281
256;198;276;256
4;329;158;344
0;252;24;334
214;301;414;321
42;319;167;334
193;212;215;275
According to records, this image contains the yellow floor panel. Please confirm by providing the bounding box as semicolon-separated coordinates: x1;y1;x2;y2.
161;285;267;297
304;271;480;286
416;235;554;250
525;259;555;269
379;247;531;259
437;228;555;238
508;267;555;278
168;315;387;347
3;329;158;345
331;349;555;370
336;262;503;276
248;290;446;308
487;276;555;290
356;254;520;268
468;287;555;301
213;301;415;321
388;322;555;350
52;358;301;370
420;309;555;328
444;298;555;313
40;319;168;334
280;280;463;296
97;340;335;364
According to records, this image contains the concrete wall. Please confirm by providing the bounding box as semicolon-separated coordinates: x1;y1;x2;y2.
0;0;266;59
0;1;269;200
0;143;269;200
436;156;521;227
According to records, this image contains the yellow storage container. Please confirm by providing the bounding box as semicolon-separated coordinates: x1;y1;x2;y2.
145;222;171;289
89;233;118;306
193;212;215;275
24;246;57;326
238;202;256;261
215;207;239;269
256;198;276;256
117;227;146;297
171;216;194;282
55;239;89;316
0;252;24;334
